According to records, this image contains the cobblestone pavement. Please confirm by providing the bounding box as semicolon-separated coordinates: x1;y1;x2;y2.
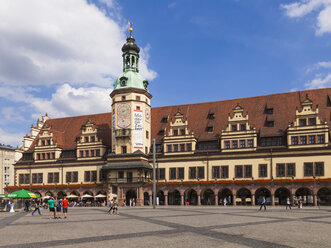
0;206;331;248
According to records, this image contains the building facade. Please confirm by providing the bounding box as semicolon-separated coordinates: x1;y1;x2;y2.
7;32;331;206
0;144;20;194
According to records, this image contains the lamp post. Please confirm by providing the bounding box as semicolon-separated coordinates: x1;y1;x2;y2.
153;139;156;209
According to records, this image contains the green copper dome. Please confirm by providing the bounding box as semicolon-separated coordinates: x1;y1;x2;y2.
113;34;149;92
114;70;149;92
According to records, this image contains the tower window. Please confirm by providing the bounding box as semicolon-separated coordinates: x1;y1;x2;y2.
136;106;140;110
122;96;126;101
136;96;140;101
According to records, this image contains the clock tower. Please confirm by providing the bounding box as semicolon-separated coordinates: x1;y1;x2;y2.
110;27;152;155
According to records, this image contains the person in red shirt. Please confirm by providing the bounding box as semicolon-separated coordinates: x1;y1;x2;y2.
62;197;69;218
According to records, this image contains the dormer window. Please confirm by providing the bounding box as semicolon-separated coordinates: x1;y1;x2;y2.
161;117;168;123
266;108;273;114
240;124;246;131
47;139;51;146
158;130;165;136
207;113;215;120
180;129;185;135
299;119;307;126
143;80;149;90
91;136;95;142
173;129;178;136
119;76;128;87
41;140;45;146
231;125;237;131
266;121;274;127
85;137;89;143
207;126;213;133
308;118;316;126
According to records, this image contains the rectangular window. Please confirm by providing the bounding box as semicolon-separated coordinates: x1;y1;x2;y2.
180;144;185;152
187;143;192;151
189;167;197;179
198;167;205;179
25;174;30;184
232;140;238;148
91;171;96;182
300;136;307;145
37;153;40;160
73;172;78;182
309;135;315;144
54;173;59;183
146;131;149;139
52;152;55;159
91;150;95;157
259;164;267;178
85;136;89;143
136;95;140;101
96;149;100;156
170;168;176;180
224;141;230;149
287;163;296;177
180;129;185;135
91;136;95;142
42;140;45;146
118;171;124;179
42;153;45;159
85;150;89;157
299;119;307;126
240;124;246;131
292;136;298;145
315;162;324;176
231;124;237;131
266;121;274;127
159;168;165;180
244;165;252;178
308;118;316;126
121;146;127;154
178;168;184;179
85;171;91;182
318;135;325;144
47;139;51;146
266;108;273;114
80;150;84;158
32;173;37;184
136;106;140;110
206;126;213;133
247;139;253;148
19;174;24;184
235;165;243;178
207;113;215;120
156;144;162;153
48;173;54;183
167;145;172;152
221;166;229;178
276;163;285;177
66;172;71;183
173;129;178;136
212;166;220;178
38;173;43;183
173;144;178;152
304;162;313;177
47;153;50;159
240;140;246;148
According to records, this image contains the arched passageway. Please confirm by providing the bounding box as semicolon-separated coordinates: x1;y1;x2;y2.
218;188;233;205
237;188;252;205
296;187;313;206
186;189;198;205
317;188;331;206
126;189;137;206
202;189;215;205
144;192;149;206
168;190;181;205
275;187;291;205
255;188;271;205
157;190;165;205
57;191;67;199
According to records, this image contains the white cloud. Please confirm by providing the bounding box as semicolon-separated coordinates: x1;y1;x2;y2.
305;73;331;88
318;61;331;68
168;2;177;8
0;128;24;147
281;0;331;35
0;0;156;87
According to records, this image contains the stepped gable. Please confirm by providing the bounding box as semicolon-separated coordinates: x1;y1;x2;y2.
28;113;112;151
151;88;331;144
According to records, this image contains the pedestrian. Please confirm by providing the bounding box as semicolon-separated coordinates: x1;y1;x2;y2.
112;198;119;215
48;197;56;219
107;199;113;214
259;196;266;211
24;200;30;212
62;197;69;218
133;198;135;206
56;198;62;219
224;197;227;206
129;198;132;207
32;200;42;215
298;197;303;209
286;197;291;210
317;197;320;209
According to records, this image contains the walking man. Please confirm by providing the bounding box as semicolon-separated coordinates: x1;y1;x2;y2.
62;197;69;218
56;198;62;219
259;196;266;211
286;197;291;210
32;200;41;215
107;199;113;214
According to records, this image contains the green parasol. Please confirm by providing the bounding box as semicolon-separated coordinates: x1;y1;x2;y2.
5;189;40;199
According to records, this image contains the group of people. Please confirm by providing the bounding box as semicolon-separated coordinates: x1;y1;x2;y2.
46;197;69;219
107;198;119;215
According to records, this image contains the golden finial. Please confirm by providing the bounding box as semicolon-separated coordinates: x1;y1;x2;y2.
128;21;133;34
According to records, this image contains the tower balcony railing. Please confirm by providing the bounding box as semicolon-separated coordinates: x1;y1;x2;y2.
105;176;151;184
114;129;131;138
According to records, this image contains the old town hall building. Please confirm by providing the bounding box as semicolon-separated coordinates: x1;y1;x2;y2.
7;32;331;207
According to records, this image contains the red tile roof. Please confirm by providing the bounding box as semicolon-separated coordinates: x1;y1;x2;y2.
26;88;331;152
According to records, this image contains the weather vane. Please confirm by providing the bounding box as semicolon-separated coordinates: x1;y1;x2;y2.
128;21;133;35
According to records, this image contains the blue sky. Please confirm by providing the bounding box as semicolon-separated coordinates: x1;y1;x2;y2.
0;0;330;147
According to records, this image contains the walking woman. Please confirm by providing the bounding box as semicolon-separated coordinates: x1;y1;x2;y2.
286;197;291;210
32;200;41;215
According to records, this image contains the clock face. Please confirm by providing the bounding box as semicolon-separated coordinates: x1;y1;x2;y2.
145;106;150;123
117;103;131;128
